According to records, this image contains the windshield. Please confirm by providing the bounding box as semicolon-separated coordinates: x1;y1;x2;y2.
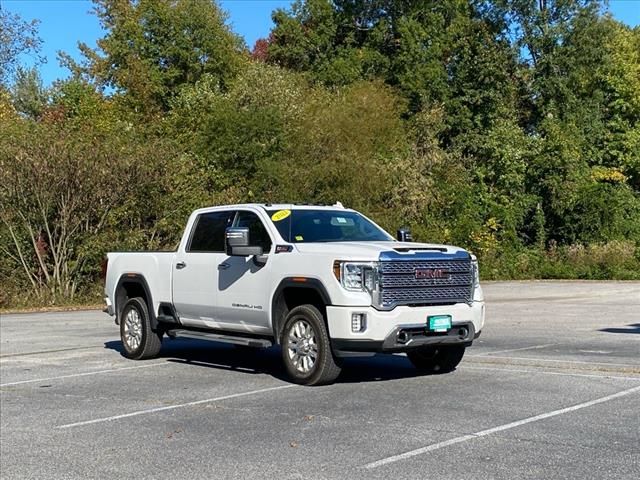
266;209;393;243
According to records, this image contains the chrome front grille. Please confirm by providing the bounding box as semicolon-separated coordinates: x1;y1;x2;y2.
378;258;473;308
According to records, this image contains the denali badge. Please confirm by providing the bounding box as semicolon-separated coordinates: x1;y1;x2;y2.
415;268;450;280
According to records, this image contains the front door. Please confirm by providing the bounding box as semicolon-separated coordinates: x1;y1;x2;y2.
216;210;273;333
172;210;235;328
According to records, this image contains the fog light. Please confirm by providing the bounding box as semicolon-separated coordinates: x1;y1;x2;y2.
351;313;367;333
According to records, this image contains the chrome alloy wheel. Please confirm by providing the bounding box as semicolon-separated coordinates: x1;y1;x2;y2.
123;307;143;351
286;319;318;374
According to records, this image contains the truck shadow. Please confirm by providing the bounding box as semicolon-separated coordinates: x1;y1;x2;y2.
599;323;640;335
104;339;424;384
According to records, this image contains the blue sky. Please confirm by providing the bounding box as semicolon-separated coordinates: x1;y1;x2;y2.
2;0;639;86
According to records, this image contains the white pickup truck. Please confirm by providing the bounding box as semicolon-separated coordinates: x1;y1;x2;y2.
104;204;485;385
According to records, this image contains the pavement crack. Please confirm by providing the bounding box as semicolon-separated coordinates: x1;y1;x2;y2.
466;356;640;375
0;345;102;358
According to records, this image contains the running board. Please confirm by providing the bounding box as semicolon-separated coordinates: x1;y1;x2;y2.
166;329;273;348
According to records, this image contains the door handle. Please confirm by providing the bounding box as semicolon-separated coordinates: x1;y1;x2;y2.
176;261;187;270
218;263;230;270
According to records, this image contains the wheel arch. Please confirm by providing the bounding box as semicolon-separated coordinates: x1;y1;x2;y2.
271;278;332;345
114;274;157;330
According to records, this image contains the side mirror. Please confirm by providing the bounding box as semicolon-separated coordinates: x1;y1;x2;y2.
225;227;263;257
397;227;412;242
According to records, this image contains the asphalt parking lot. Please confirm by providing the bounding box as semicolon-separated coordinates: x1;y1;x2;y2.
1;281;639;480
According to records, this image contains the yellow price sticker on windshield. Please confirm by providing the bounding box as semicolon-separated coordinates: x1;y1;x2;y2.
271;209;291;222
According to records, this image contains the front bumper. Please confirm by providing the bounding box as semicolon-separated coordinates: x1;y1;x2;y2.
332;321;476;355
326;301;484;356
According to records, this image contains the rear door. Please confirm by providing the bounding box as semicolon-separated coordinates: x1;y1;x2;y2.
172;210;235;328
216;209;273;332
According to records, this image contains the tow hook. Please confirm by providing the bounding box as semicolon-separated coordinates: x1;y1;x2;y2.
396;330;411;344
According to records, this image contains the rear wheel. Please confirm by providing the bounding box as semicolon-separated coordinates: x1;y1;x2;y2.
281;304;341;386
120;297;162;360
407;345;465;374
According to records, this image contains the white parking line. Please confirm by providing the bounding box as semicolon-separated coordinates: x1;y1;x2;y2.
57;384;296;429
0;362;170;387
474;343;558;356
363;384;640;469
461;365;640;381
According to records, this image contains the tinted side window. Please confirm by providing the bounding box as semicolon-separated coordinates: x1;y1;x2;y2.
188;211;235;252
235;211;272;252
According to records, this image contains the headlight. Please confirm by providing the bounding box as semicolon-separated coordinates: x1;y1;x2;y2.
471;255;480;287
333;261;378;292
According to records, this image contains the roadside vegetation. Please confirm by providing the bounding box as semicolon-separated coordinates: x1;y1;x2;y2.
1;0;639;309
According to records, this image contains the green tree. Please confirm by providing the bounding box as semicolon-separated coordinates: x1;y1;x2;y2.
598;21;640;188
11;66;48;118
65;0;246;114
0;8;43;87
269;80;409;215
168;62;307;200
49;78;113;124
502;0;605;124
268;1;517;114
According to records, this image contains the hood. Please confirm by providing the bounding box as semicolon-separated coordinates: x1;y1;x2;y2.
293;241;469;261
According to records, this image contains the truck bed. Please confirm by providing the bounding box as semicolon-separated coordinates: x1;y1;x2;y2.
105;251;176;315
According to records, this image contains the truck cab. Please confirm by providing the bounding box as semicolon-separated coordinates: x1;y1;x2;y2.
104;204;485;385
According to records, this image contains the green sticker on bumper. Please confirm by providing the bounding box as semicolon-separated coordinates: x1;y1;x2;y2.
428;315;452;332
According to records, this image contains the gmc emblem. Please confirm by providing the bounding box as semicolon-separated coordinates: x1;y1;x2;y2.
415;268;450;280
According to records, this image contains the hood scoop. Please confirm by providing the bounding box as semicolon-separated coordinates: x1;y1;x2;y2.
393;247;447;253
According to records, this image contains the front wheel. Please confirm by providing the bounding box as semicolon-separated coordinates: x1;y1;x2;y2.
281;305;341;386
407;345;465;374
120;297;162;360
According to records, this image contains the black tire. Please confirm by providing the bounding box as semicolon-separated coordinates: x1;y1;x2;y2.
280;304;341;386
407;345;465;374
119;297;162;360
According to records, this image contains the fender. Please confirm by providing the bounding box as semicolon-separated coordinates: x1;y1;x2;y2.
114;273;158;331
270;277;332;344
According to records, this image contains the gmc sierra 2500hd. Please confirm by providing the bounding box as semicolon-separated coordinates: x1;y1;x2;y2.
104;204;485;385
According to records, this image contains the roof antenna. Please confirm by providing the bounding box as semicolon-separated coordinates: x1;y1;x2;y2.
334;201;344;208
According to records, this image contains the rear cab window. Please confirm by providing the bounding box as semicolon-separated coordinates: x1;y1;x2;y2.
188;211;235;252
